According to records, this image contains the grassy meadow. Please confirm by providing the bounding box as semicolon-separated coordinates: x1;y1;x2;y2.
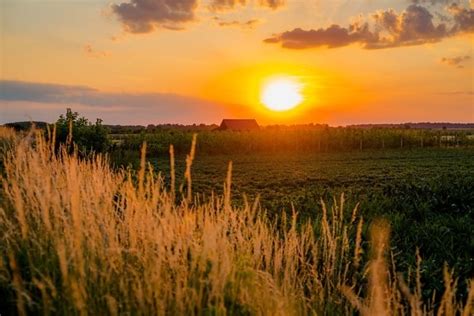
0;126;473;315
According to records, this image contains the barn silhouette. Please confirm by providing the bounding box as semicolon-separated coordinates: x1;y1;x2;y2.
217;119;260;131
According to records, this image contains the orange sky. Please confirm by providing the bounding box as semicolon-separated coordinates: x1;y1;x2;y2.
0;0;473;125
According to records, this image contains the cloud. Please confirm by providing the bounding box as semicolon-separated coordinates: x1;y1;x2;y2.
448;2;474;33
371;4;450;47
436;90;474;95
410;0;451;5
440;55;471;67
210;0;246;11
83;44;109;58
0;81;96;103
110;0;284;34
0;80;228;124
111;0;198;33
258;0;284;9
209;0;284;11
265;3;474;50
264;23;378;49
213;17;260;28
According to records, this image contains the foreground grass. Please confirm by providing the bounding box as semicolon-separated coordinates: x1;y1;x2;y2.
0;128;472;315
146;148;474;298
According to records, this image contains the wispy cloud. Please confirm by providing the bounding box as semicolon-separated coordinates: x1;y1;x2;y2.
209;0;284;11
83;44;109;58
440;55;471;68
213;16;260;28
264;3;474;50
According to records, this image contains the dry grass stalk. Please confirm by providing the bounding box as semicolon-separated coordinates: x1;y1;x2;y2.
184;133;197;202
342;220;402;316
138;141;147;195
169;144;175;203
353;217;364;270
462;280;474;316
224;161;233;211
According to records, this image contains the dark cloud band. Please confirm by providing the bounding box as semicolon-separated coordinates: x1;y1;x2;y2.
0;80;226;124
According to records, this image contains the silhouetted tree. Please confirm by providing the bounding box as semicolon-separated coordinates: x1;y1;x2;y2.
55;108;110;153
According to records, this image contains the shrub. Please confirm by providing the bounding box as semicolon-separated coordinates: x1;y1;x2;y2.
55;108;110;153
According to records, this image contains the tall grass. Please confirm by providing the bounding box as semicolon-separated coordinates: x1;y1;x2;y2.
0;127;472;315
0;126;18;169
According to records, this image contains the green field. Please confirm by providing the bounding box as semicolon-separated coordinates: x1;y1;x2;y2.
153;148;474;209
150;148;474;297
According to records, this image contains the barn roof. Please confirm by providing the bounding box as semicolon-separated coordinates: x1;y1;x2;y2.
218;119;260;131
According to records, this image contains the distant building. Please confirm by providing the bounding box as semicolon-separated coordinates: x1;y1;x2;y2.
217;119;260;131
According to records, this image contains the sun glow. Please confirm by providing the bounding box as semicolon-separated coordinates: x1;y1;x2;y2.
261;77;303;111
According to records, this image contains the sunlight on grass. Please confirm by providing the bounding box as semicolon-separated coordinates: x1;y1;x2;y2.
0;127;472;315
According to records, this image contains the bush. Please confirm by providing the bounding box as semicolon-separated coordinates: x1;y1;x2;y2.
55;108;110;153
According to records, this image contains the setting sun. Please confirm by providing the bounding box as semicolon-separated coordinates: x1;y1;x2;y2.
261;77;303;112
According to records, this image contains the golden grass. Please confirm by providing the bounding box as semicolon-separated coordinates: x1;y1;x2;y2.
0;126;17;140
0;128;472;315
0;126;18;158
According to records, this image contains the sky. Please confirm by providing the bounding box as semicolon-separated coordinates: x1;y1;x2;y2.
0;0;473;125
